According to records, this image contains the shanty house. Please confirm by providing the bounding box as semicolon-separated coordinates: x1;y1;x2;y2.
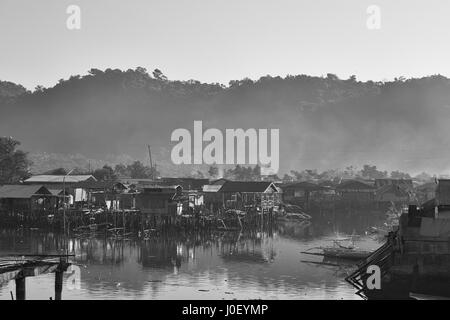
119;177;209;191
203;184;225;212
158;178;209;191
24;175;97;203
375;184;410;205
72;181;127;208
0;185;54;214
135;185;183;216
24;175;97;187
336;180;376;202
210;178;229;186
281;181;328;206
415;182;437;203
203;181;281;212
421;179;450;219
374;179;414;189
47;188;71;208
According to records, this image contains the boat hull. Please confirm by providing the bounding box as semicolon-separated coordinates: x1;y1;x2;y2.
322;248;370;260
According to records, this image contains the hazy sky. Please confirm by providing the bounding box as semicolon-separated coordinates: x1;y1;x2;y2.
1;0;449;89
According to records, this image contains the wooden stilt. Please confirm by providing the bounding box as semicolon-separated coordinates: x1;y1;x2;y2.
55;270;63;300
15;277;26;300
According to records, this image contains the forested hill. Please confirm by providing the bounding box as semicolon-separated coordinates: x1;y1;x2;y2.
0;81;28;104
1;68;450;175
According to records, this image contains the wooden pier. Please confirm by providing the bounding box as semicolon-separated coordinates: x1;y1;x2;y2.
0;255;72;300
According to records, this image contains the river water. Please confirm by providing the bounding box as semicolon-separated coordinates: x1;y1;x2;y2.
0;211;386;300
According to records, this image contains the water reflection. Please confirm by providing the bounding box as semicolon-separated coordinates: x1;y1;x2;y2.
0;210;387;300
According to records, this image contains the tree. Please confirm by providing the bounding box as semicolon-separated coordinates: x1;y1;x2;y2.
152;69;167;81
289;169;320;181
72;167;89;175
127;161;151;179
114;164;129;177
93;165;117;181
252;165;261;180
147;166;160;180
360;164;388;179
390;170;411;180
88;68;103;76
344;166;358;178
223;165;262;181
0;137;31;184
290;170;303;181
414;172;433;182
348;75;357;82
191;170;205;179
43;167;68;175
208;165;219;178
326;73;339;81
266;174;280;181
34;85;45;92
135;67;148;75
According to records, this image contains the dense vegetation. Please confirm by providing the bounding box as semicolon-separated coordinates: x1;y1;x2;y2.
1;68;450;177
0;137;31;184
0;136;434;183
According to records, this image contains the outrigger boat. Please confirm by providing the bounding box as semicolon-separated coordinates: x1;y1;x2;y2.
302;235;372;261
107;227;133;239
409;292;450;300
320;246;371;260
282;212;312;221
277;204;312;221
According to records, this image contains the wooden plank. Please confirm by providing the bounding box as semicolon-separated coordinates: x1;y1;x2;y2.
0;270;21;285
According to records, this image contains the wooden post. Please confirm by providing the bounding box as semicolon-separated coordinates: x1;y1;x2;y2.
55;269;63;300
15;277;26;300
122;210;125;235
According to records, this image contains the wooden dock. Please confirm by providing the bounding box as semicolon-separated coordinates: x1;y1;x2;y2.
0;255;72;300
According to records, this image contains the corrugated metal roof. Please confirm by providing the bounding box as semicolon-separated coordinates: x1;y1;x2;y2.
72;181;126;190
374;179;413;188
336;180;376;190
202;185;223;192
119;178;208;191
211;178;229;185
375;184;408;197
416;182;437;192
283;181;325;191
159;178;209;190
219;181;277;193
25;175;97;183
140;185;181;194
118;178;155;185
0;185;52;199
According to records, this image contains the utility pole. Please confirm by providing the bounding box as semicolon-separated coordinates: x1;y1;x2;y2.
63;168;74;258
148;145;154;180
